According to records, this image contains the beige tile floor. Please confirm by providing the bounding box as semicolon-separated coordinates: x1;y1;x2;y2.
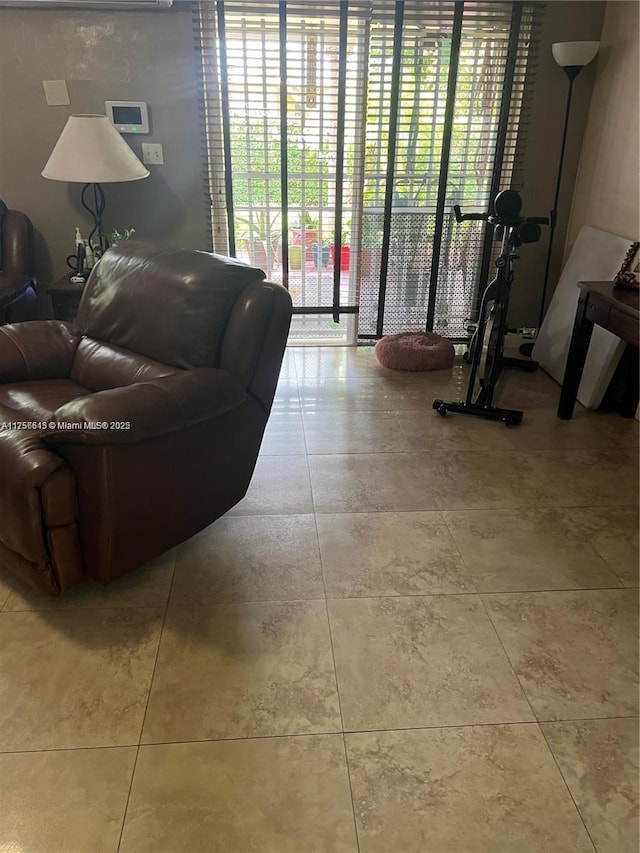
0;346;638;853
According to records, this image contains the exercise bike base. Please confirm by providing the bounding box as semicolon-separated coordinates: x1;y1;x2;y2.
433;399;523;426
502;355;538;373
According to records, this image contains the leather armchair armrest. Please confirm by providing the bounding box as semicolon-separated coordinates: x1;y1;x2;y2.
46;368;246;445
0;321;80;383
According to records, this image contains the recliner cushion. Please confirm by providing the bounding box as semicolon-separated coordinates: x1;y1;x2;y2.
0;321;79;382
76;242;266;369
71;337;179;392
0;379;90;423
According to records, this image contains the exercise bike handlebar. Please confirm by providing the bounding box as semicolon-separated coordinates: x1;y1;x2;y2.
452;205;486;223
454;205;550;227
455;193;551;249
453;198;550;229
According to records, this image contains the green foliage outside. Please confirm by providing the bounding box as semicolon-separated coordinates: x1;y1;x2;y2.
229;34;505;242
230;119;329;210
363;38;502;208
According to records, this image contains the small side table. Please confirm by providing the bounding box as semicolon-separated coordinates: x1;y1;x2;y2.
48;275;86;322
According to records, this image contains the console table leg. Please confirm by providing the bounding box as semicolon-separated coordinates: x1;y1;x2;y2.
558;293;594;420
621;345;639;418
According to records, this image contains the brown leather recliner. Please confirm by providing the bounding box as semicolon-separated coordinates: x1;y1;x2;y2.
0;200;38;324
0;242;292;595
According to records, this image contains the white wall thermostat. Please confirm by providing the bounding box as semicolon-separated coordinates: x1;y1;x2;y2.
105;101;150;134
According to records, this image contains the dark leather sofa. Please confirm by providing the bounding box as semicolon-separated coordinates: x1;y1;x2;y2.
0;242;292;595
0;200;38;324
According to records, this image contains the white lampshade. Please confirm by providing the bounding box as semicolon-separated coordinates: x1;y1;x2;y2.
552;41;600;68
42;114;149;183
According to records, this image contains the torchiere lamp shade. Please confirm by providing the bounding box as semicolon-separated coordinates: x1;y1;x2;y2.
42;114;149;183
552;41;600;69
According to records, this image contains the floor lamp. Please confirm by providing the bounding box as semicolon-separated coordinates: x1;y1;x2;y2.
537;40;600;330
42;114;149;255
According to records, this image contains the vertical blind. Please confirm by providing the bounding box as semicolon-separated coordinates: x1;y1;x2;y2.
195;0;542;342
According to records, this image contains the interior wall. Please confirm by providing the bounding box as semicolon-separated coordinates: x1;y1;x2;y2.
0;4;208;314
565;0;639;257
507;0;606;328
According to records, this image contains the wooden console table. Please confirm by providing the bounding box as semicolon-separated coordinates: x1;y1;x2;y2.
558;281;639;419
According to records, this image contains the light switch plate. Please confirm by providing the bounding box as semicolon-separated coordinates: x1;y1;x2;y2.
43;80;70;106
141;143;164;165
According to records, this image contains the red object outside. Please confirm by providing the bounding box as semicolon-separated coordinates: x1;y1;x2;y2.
330;245;351;271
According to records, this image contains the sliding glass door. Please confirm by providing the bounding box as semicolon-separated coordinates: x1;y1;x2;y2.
195;0;540;343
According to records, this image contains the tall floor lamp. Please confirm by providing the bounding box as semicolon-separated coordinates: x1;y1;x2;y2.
42;114;149;254
537;41;600;330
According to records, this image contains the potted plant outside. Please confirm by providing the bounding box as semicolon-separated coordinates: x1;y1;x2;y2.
288;244;303;269
235;212;281;275
290;212;320;264
312;243;331;269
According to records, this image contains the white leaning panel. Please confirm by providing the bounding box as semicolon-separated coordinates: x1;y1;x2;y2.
532;226;631;408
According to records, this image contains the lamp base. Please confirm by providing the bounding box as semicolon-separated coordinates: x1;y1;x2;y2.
81;182;107;255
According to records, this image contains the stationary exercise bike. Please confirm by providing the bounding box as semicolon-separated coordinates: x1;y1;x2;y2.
433;189;548;426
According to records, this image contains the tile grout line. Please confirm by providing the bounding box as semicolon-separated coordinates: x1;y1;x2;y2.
476;592;540;725
178;587;632;607
438;510;481;596
304;398;362;853
573;509;639;587
107;711;640;735
295;356;362;849
115;547;179;853
321;588;363;853
0;602;184;615
2;713;639;756
302;374;361;851
475;590;599;851
537;724;600;853
437;508;631;595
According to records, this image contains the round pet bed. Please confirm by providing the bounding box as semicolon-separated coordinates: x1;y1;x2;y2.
375;331;455;372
